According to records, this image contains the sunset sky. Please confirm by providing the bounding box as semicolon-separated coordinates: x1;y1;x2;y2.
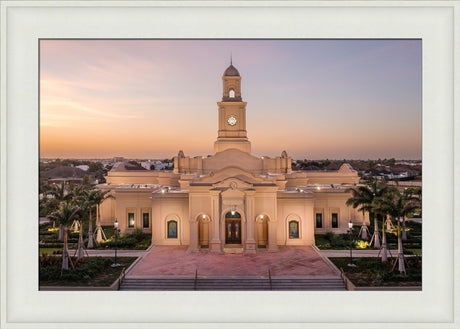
39;39;422;160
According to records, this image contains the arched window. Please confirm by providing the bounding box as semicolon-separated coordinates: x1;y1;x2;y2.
288;220;299;239
229;89;235;98
167;220;178;238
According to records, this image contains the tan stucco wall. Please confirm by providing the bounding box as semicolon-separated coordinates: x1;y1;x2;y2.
311;192;368;234
113;191;154;233
151;194;189;245
276;195;316;246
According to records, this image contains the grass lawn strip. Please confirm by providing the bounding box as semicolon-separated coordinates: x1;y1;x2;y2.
329;257;421;287
40;256;137;287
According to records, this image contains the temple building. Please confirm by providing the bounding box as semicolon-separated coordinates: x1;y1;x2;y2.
97;62;367;253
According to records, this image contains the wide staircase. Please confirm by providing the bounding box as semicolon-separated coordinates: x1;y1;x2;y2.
120;276;346;291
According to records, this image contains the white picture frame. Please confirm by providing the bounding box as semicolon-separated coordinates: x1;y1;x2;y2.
1;1;458;328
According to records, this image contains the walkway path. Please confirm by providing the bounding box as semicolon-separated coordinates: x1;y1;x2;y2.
127;246;339;278
67;249;146;257
319;249;399;258
67;248;404;259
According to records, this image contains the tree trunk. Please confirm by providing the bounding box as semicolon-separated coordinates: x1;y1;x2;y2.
373;216;380;248
386;217;392;230
62;227;69;270
381;218;388;263
87;208;94;249
401;218;407;240
396;219;406;274
95;204;106;243
96;224;104;244
76;220;85;260
58;224;64;241
361;223;368;240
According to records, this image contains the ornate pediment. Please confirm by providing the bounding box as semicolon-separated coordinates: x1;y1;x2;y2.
191;166;276;186
213;177;254;190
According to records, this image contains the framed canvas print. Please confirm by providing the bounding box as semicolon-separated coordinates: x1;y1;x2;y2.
1;1;459;328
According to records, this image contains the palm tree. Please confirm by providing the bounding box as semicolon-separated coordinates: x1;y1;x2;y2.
71;186;99;249
373;200;393;263
375;187;419;273
346;178;390;247
84;189;100;248
91;190;115;243
48;201;80;271
71;185;92;258
48;182;74;240
401;186;422;240
49;182;73;202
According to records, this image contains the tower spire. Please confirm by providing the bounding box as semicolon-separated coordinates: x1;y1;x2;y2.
230;52;232;65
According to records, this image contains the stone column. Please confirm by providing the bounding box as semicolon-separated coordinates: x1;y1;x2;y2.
244;190;256;253
187;217;199;252
209;190;222;253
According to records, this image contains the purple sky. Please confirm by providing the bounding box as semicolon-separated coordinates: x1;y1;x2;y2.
40;39;422;160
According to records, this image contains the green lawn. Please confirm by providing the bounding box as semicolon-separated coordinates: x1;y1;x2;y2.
39;256;137;287
315;221;422;251
39;223;151;250
39;248;61;255
329;257;422;287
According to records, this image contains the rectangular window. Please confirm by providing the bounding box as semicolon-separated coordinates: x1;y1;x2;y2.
331;213;338;228
143;213;149;228
128;213;135;228
316;213;323;228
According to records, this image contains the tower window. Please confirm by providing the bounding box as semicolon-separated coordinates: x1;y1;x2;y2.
229;89;235;98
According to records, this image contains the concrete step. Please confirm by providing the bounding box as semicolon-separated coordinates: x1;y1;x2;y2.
120;277;346;291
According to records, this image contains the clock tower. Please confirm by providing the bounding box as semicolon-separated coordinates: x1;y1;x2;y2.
214;62;251;154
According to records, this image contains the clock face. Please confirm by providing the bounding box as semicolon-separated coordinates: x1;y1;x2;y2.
227;116;237;126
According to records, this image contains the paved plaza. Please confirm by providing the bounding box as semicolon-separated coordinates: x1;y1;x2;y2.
127;245;339;278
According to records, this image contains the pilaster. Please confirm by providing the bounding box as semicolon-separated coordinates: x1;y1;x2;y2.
244;190;256;253
209;190;222;253
187;218;199;252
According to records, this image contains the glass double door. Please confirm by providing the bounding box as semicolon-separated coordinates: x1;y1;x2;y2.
225;219;242;244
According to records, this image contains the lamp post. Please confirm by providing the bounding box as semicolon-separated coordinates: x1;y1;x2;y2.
348;220;356;267
111;219;120;267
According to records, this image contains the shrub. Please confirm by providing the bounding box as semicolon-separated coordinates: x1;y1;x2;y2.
354;240;370;249
39;256;114;282
131;228;145;242
324;231;336;241
100;235;137;249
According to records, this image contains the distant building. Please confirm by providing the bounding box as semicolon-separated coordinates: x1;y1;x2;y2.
98;63;367;253
75;165;89;171
48;178;83;185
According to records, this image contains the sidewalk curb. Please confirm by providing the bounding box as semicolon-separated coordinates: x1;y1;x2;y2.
311;245;342;276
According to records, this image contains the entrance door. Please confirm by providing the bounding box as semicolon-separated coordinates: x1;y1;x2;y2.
225;220;242;244
225;211;242;244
